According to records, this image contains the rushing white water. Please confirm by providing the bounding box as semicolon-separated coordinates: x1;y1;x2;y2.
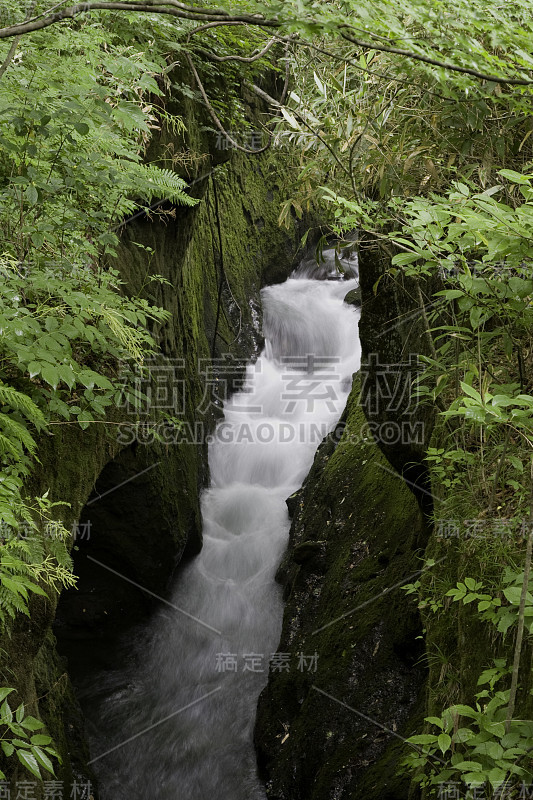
84;267;360;799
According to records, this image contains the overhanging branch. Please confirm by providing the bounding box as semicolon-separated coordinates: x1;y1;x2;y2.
192;35;276;63
340;28;533;86
0;2;278;40
1;2;532;88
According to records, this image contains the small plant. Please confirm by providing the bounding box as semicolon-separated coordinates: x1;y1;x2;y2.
0;688;60;780
404;561;533;797
404;688;533;797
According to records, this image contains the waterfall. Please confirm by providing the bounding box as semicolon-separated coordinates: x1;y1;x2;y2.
83;266;361;799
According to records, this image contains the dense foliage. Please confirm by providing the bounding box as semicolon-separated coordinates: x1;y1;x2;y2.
1;0;533;792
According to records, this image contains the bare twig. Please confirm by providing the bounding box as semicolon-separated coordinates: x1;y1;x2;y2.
184;52;270;154
505;456;533;733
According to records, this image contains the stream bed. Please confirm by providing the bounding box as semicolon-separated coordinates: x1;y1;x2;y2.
78;264;361;799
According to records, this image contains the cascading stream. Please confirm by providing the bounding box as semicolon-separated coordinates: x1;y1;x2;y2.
83;264;361;799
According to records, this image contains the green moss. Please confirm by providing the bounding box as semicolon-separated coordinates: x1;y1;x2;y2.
256;376;429;800
0;73;307;795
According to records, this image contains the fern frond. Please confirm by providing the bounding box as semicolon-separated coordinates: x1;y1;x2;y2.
0;432;20;459
0;414;37;455
98;307;144;363
0;384;45;427
135;164;198;207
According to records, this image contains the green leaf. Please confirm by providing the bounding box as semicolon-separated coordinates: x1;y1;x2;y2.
453;728;475;743
472;741;504;760
77;410;94;430
438;733;451;753
460;382;483;403
280;107;299;130
407;734;437;744
463;772;486;786
0;688;14;703
21;716;44;731
1;699;13;723
498;169;531;185
30;734;52;746
57;365;75;390
17;749;41;779
503;586;530;605
469;305;486;329
450;704;479;719
455;760;484;772
27;362;42;379
391;253;420;266
31;745;55;774
74;122;90;135
24;185;38;205
508;455;524;472
1;741;14;758
424;716;444;728
26;582;48;598
41;365;59;390
488;767;509;787
77;370;99;389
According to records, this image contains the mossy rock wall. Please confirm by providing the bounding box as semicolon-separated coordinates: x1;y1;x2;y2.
254;236;533;800
358;239;533;749
1;76;306;796
357;234;438;514
255;376;429;800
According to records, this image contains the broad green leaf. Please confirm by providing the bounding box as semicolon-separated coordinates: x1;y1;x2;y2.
41;365;59;390
17;749;41;779
407;734;437;744
0;688;14;704
460;382;483;404
31;745;55;775
30;735;52;746
1;742;14;758
24;185;38;205
74;122;90;135
21;717;44;731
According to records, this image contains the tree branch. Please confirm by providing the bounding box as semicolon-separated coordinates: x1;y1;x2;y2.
340;29;533;86
0;2;278;40
192;35;276;63
185;20;248;37
1;1;531;89
0;1;37;81
184;52;271;154
0;36;21;80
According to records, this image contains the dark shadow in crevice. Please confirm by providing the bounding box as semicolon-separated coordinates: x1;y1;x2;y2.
54;442;201;690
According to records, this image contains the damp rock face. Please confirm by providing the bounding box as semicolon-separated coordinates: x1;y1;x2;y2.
254;236;435;800
254;377;429;800
357;234;439;514
2;71;310;796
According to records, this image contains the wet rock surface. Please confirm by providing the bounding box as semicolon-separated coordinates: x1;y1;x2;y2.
255;378;429;800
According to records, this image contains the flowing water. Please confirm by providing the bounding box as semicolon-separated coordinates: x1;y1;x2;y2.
82;263;361;799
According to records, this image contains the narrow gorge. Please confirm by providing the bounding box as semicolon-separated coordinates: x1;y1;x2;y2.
2;5;533;800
